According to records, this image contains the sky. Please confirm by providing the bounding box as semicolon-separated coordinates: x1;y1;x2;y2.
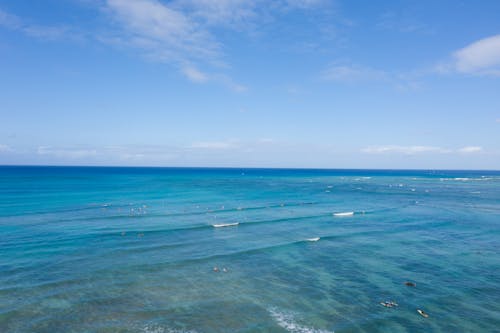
0;0;499;169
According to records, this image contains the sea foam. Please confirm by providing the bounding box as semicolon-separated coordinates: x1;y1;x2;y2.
268;308;334;333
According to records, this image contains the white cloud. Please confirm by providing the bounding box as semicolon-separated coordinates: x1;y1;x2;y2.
452;34;500;76
457;146;483;153
361;145;450;154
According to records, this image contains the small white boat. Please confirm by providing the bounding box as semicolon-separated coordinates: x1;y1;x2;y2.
306;237;320;242
212;222;239;228
333;211;354;217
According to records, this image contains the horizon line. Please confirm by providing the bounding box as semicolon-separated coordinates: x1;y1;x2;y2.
1;164;499;172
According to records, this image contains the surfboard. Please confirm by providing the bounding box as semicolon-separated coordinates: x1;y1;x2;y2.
417;309;429;318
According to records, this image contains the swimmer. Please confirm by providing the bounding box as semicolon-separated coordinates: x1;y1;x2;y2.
380;301;393;308
213;267;219;272
222;268;228;273
405;281;416;287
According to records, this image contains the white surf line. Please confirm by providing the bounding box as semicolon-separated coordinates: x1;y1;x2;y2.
333;211;354;217
212;222;239;228
305;237;320;242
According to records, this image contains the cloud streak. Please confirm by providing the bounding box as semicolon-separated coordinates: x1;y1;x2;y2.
0;8;79;41
457;146;483;153
37;146;98;159
361;145;449;155
362;145;486;155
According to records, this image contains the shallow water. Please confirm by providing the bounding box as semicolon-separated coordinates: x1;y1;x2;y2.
1;167;499;332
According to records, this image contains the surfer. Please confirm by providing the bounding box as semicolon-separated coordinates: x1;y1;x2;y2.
213;267;219;272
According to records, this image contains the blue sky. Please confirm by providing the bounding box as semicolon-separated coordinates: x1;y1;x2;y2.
1;0;499;169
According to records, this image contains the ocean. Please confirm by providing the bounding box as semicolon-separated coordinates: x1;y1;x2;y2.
1;166;499;332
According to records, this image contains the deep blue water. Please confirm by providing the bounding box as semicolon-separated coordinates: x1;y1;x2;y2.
1;166;499;332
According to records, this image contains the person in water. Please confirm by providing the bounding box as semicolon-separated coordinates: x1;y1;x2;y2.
381;301;396;308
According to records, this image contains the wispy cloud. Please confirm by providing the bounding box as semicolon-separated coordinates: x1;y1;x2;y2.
104;145;179;161
362;145;488;155
2;1;337;89
181;65;209;83
321;62;426;91
0;8;79;41
361;145;450;155
189;141;239;150
102;0;335;87
37;146;98;159
438;34;500;76
173;0;257;28
102;0;257;88
105;0;219;63
457;146;483;153
0;144;13;153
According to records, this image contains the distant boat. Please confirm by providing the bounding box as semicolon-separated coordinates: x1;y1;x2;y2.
333;211;354;217
212;222;239;228
306;237;320;242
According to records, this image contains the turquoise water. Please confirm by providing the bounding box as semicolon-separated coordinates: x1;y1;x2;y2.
1;166;499;332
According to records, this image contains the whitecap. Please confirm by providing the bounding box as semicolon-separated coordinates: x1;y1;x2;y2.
333;212;354;217
268;308;334;333
212;222;239;228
